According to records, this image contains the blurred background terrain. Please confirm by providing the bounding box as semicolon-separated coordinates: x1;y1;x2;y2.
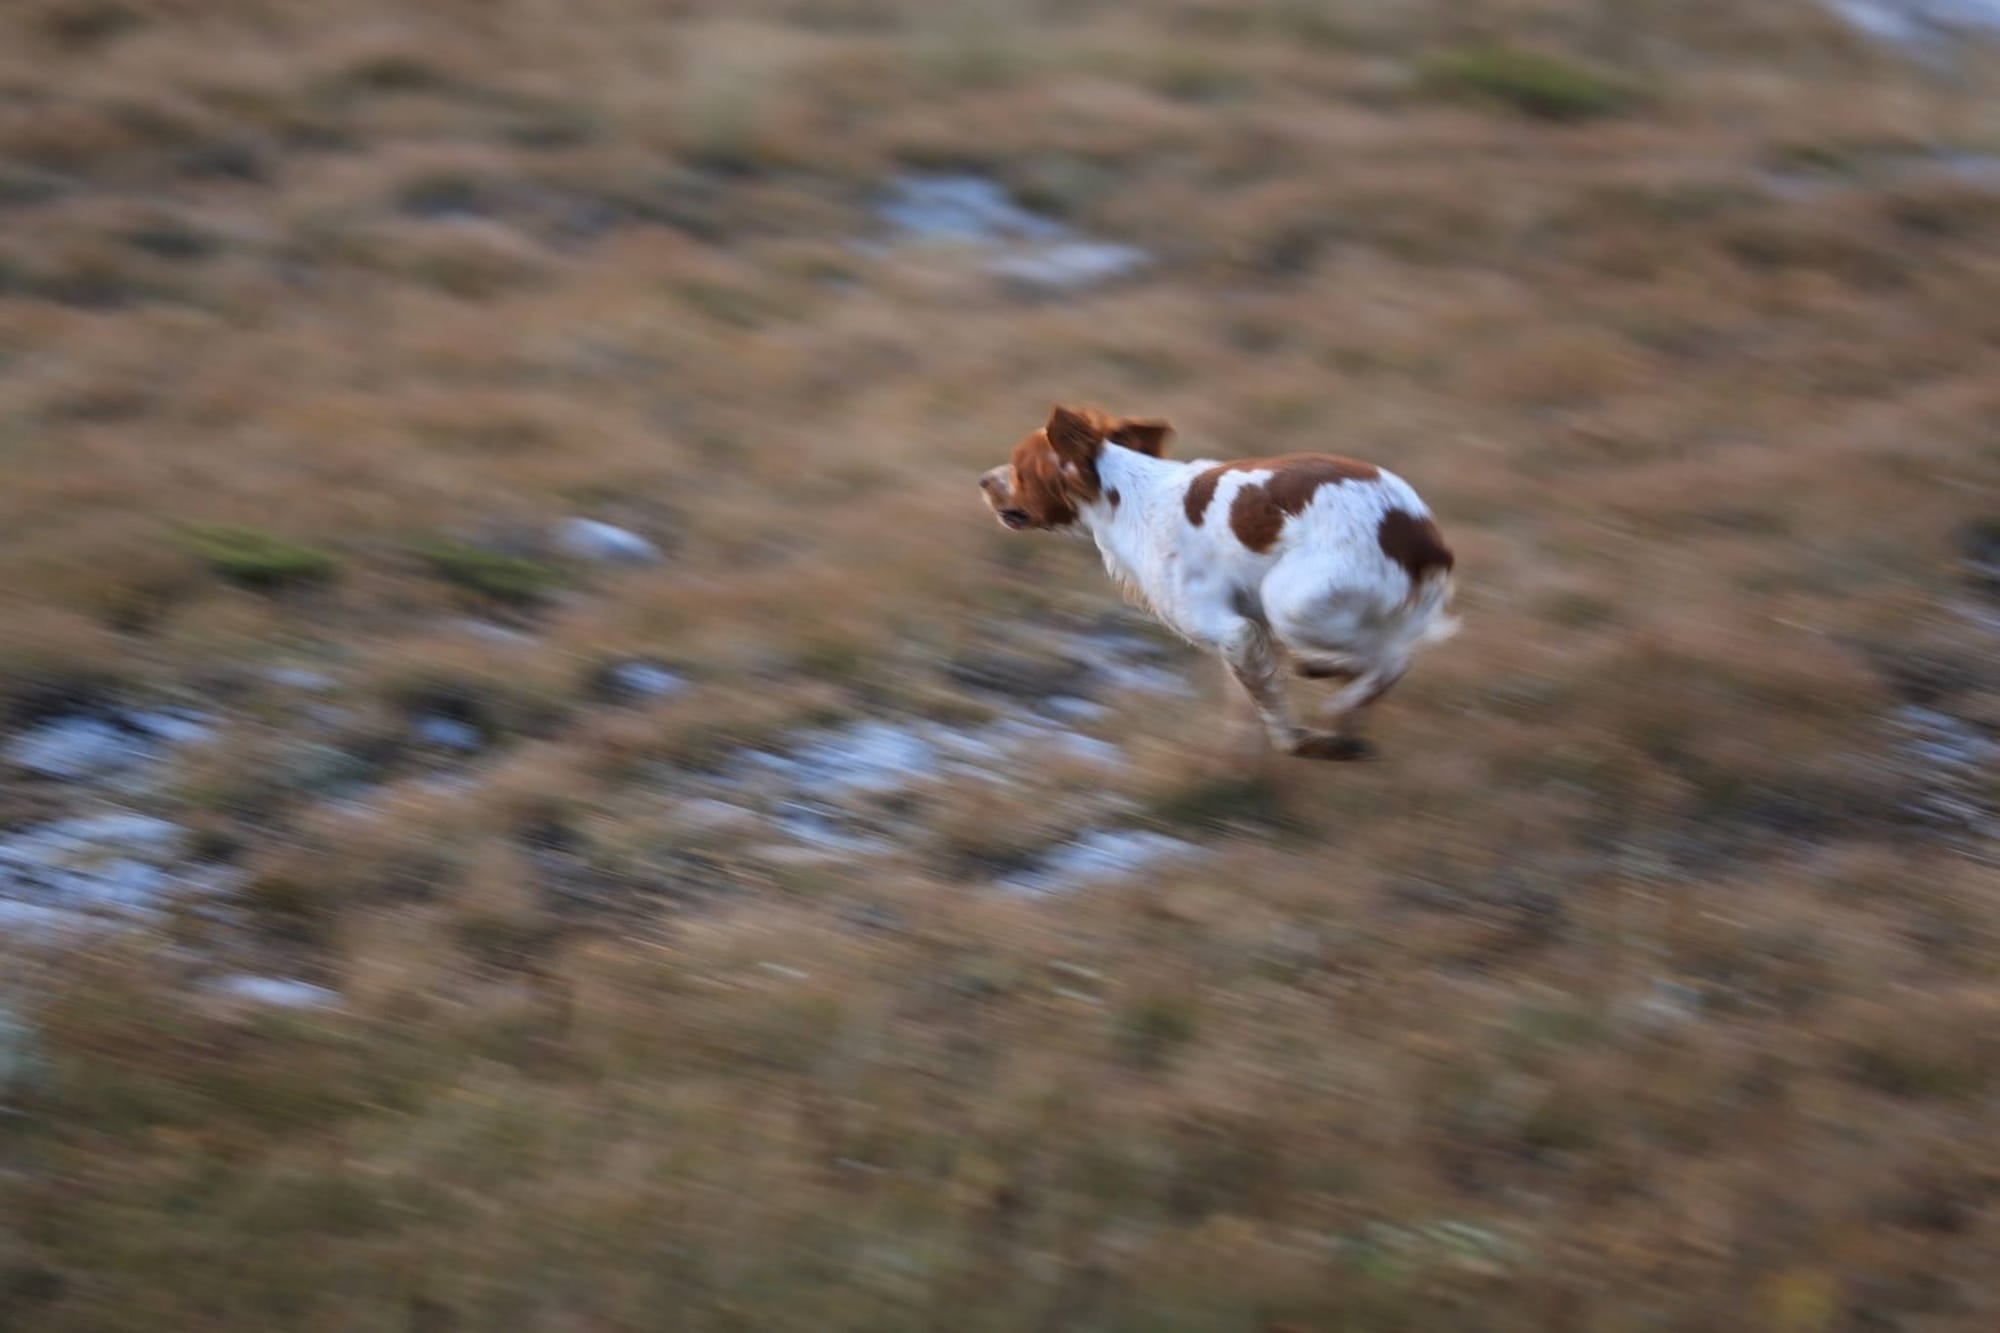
1;1;1997;1329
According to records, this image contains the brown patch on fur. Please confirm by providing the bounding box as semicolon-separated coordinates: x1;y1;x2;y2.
1377;509;1454;582
1046;405;1105;469
1264;455;1379;505
1108;418;1172;456
1194;456;1382;551
1185;468;1224;526
991;408;1172;529
1048;405;1175;472
1105;487;1120;510
1229;486;1286;552
1008;429;1080;529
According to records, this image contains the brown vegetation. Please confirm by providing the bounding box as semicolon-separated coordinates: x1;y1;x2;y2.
2;1;1997;1330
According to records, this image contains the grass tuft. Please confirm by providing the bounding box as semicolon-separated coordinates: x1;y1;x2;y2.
418;541;565;606
184;525;339;592
1422;46;1637;122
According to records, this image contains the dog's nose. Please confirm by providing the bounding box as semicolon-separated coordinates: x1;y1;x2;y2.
979;466;1008;496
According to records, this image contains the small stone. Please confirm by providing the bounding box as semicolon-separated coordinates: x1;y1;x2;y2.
1041;695;1110;723
557;517;662;565
674;798;759;835
989;241;1150;294
876;173;1155;297
952;718;1122;772
1046;730;1124;770
456;619;536;647
264;666;338;693
999;829;1201;896
771;801;892;854
125;710;215;747
756;843;857;869
602;660;687;701
5;717;151;780
412;716;484;753
34;813;187;858
0;812;193;925
5;706;214;783
207;976;341;1009
879;174;1065;245
1628;978;1704;1034
0;901;81;936
784;720;940;796
1823;0;2000;48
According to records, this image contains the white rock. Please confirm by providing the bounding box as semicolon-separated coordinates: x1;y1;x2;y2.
126;710;215;747
264;666;338;693
1825;0;2000;46
989;241;1150;294
557;517;662;565
605;661;686;700
0;901;87;937
1896;704;1997;775
456;619;536;647
674;798;760;835
5;708;214;782
5;717;151;780
207;976;342;1009
30;813;187;858
1041;696;1111;723
957;719;1123;771
877;173;1155;297
783;720;941;796
999;830;1201;896
411;716;484;752
0;812;194;926
879;174;1065;245
771;802;893;854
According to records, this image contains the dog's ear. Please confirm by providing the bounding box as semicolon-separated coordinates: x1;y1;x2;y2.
1110;417;1172;457
1045;405;1103;469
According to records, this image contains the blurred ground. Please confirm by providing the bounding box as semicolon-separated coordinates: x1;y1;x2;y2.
1;2;1997;1329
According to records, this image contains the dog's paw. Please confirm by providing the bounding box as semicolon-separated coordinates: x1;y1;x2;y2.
1290;733;1375;762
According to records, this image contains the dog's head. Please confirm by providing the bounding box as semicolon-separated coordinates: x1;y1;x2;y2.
979;405;1172;532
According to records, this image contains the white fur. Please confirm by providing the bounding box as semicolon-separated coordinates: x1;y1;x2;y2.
1071;443;1455;754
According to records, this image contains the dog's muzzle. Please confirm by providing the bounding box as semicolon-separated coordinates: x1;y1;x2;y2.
979;467;1029;528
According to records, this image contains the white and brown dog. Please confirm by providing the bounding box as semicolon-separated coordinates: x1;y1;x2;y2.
980;405;1456;760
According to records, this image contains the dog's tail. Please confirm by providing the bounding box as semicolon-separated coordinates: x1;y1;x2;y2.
1394;569;1458;655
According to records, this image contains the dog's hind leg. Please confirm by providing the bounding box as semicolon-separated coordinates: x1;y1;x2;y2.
1305;652;1406;752
1291;653;1362;682
1215;620;1369;762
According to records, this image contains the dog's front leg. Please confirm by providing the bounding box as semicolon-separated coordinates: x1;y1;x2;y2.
1216;621;1301;754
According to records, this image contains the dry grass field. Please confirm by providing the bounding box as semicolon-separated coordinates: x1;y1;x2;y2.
2;1;1998;1329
